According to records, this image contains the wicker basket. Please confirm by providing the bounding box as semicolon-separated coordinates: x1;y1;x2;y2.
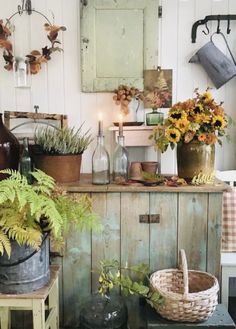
150;249;219;323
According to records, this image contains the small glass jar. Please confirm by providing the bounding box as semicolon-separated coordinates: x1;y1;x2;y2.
146;108;164;126
13;57;31;88
92;135;110;185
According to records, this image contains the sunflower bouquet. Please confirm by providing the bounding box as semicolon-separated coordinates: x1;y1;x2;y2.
151;88;229;153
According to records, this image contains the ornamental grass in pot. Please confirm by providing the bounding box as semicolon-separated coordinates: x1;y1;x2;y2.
0;169;101;293
33;125;93;183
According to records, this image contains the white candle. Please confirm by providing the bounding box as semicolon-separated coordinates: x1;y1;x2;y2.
98;112;103;136
118;114;123;136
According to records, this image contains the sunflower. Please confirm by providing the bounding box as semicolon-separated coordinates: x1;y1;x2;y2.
192;103;203;115
212;115;226;130
165;127;181;143
201;91;213;104
195;113;211;124
168;110;187;123
175;118;190;133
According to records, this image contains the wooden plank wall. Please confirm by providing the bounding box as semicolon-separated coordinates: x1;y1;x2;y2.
0;0;236;174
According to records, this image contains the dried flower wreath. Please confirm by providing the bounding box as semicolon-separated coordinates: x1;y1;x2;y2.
0;15;66;75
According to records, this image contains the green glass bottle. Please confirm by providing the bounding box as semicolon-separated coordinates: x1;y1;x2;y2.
146;108;164;126
20;137;32;184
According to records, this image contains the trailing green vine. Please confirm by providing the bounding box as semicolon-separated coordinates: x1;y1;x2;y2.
98;259;163;308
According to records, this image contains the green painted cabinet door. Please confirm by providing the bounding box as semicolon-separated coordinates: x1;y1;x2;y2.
80;0;159;92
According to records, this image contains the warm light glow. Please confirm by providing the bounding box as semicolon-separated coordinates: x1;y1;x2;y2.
119;113;123;122
98;112;103;120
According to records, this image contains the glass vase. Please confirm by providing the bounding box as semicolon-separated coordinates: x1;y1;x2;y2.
92;135;110;185
79;293;128;329
146;108;164;126
113;135;129;182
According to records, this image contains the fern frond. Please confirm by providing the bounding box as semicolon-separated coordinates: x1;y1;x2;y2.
0;230;11;258
5;226;42;250
31;170;55;195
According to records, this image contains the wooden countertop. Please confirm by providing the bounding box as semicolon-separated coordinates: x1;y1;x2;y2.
63;174;229;193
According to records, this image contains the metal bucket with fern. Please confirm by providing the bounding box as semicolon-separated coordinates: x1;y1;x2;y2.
0;234;49;294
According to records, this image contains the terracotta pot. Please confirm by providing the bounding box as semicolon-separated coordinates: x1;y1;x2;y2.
177;141;215;180
0;113;20;180
141;161;159;175
33;154;82;183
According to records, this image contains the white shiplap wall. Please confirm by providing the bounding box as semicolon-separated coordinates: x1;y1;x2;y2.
0;0;236;174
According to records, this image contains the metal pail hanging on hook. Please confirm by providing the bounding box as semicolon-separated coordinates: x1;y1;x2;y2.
189;32;236;89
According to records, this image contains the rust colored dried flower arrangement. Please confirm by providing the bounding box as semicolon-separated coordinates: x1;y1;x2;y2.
113;84;144;116
0;19;66;74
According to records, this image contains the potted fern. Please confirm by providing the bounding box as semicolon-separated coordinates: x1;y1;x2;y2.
33;125;93;183
0;169;101;294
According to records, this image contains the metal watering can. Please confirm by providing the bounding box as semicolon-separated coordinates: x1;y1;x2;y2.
189;32;236;89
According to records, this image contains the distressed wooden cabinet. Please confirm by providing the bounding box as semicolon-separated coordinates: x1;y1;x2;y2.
57;176;227;327
80;0;159;92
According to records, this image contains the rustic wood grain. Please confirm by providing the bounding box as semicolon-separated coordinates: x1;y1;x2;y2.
207;193;223;280
91;192;121;292
178;193;208;271
149;192;178;270
62;193;91;327
121;192;149;328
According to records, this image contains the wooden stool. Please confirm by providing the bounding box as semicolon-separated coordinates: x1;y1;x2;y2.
0;265;60;329
146;304;236;328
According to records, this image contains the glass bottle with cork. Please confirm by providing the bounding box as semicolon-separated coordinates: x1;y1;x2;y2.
92;114;110;185
113;116;129;183
20;137;32;184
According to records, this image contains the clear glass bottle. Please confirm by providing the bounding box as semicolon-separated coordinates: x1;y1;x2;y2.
113;135;129;182
92;135;110;185
20;137;32;184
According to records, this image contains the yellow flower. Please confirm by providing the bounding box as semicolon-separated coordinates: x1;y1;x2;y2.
195;113;211;124
168;110;187;123
212;115;226;130
192;103;203;115
165;127;181;143
175;118;190;133
201;91;213;104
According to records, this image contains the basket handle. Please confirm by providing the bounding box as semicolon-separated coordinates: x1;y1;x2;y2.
179;249;189;298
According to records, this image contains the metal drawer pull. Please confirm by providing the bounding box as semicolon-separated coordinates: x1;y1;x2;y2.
139;214;160;223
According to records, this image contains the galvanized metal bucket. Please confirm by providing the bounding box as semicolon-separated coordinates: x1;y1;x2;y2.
189;32;236;89
0;234;50;294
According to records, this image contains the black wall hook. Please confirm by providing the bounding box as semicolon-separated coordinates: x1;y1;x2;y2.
191;14;236;43
227;16;231;34
217;16;221;33
202;21;210;35
18;0;32;15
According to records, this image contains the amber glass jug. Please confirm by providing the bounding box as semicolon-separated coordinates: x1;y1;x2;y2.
0;113;20;180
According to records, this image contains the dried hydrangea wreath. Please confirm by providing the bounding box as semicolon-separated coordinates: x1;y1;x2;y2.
0;18;66;74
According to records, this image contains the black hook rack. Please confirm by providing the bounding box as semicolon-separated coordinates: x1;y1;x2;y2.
18;0;32;15
191;14;236;43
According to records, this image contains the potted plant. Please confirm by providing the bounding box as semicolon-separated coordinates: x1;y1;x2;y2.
0;169;101;293
33;125;93;183
150;88;230;181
